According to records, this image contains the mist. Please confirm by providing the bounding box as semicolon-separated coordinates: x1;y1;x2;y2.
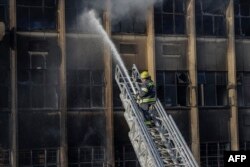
111;0;162;21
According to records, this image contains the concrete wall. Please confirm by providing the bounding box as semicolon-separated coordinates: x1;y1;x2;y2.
197;39;227;71
155;37;188;71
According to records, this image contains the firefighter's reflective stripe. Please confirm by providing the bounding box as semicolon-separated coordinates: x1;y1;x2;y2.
141;87;148;92
140;97;156;104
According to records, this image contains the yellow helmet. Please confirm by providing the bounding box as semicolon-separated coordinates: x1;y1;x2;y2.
140;71;150;79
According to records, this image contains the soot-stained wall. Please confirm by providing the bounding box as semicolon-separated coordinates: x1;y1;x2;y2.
0;113;9;149
112;35;147;70
19;112;60;149
199;109;230;142
236;41;250;71
239;109;250;142
68;113;106;147
197;39;227;71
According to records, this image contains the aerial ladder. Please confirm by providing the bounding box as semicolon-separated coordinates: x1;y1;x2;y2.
115;64;199;167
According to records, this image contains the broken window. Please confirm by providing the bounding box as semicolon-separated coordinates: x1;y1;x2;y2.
200;142;230;167
16;0;57;31
0;150;10;166
195;0;227;36
198;72;228;106
237;72;250;106
115;145;140;167
111;0;146;34
156;71;189;107
65;0;104;33
68;147;106;166
234;0;250;37
19;148;59;166
17;39;59;110
154;0;186;35
111;12;146;34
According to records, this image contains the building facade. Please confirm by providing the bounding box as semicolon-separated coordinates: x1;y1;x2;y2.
0;0;250;167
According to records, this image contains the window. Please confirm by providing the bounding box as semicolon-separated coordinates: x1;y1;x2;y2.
200;142;230;167
0;37;10;109
0;0;8;27
67;70;105;109
156;71;189;107
115;145;140;167
0;149;10;166
19;148;59;166
234;0;250;37
237;72;250;106
195;0;227;36
65;0;104;33
68;147;106;166
154;0;186;35
240;141;250;151
111;0;146;34
198;72;228;106
17;0;57;31
17;40;59;110
111;11;146;34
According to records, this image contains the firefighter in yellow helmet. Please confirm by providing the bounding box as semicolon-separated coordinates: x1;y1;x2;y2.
137;71;156;126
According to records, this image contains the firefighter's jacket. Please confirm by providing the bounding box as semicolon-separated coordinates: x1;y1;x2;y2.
138;79;156;104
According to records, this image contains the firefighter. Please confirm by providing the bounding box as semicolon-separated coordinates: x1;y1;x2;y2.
137;71;156;126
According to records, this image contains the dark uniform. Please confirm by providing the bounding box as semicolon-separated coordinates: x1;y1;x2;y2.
138;78;156;122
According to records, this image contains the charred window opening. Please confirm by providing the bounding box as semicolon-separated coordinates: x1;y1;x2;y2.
198;72;228;106
240;141;250;151
200;142;230;167
0;150;10;166
68;147;105;166
65;0;104;33
195;0;227;36
16;0;57;31
0;0;8;27
156;71;189;107
115;145;140;167
154;0;186;35
111;12;146;34
234;0;250;37
67;70;105;109
17;39;59;110
237;72;250;106
19;148;59;166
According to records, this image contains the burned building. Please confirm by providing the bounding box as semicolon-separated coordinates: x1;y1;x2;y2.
0;0;250;167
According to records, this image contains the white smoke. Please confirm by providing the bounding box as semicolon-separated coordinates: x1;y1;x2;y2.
111;0;162;21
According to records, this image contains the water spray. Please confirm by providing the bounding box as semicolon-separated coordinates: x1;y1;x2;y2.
86;10;137;94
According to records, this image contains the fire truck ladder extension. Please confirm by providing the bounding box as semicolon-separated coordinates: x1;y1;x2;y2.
115;64;199;167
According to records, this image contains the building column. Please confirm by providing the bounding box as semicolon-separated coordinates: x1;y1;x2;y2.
226;0;239;151
104;0;114;166
186;0;200;164
58;0;68;166
146;5;156;81
9;0;18;166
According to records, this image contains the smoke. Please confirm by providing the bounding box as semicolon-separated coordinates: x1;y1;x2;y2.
198;0;229;14
111;0;162;22
77;0;162;23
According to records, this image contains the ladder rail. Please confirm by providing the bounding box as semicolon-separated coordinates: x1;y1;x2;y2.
131;64;199;167
155;101;198;167
115;65;165;167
